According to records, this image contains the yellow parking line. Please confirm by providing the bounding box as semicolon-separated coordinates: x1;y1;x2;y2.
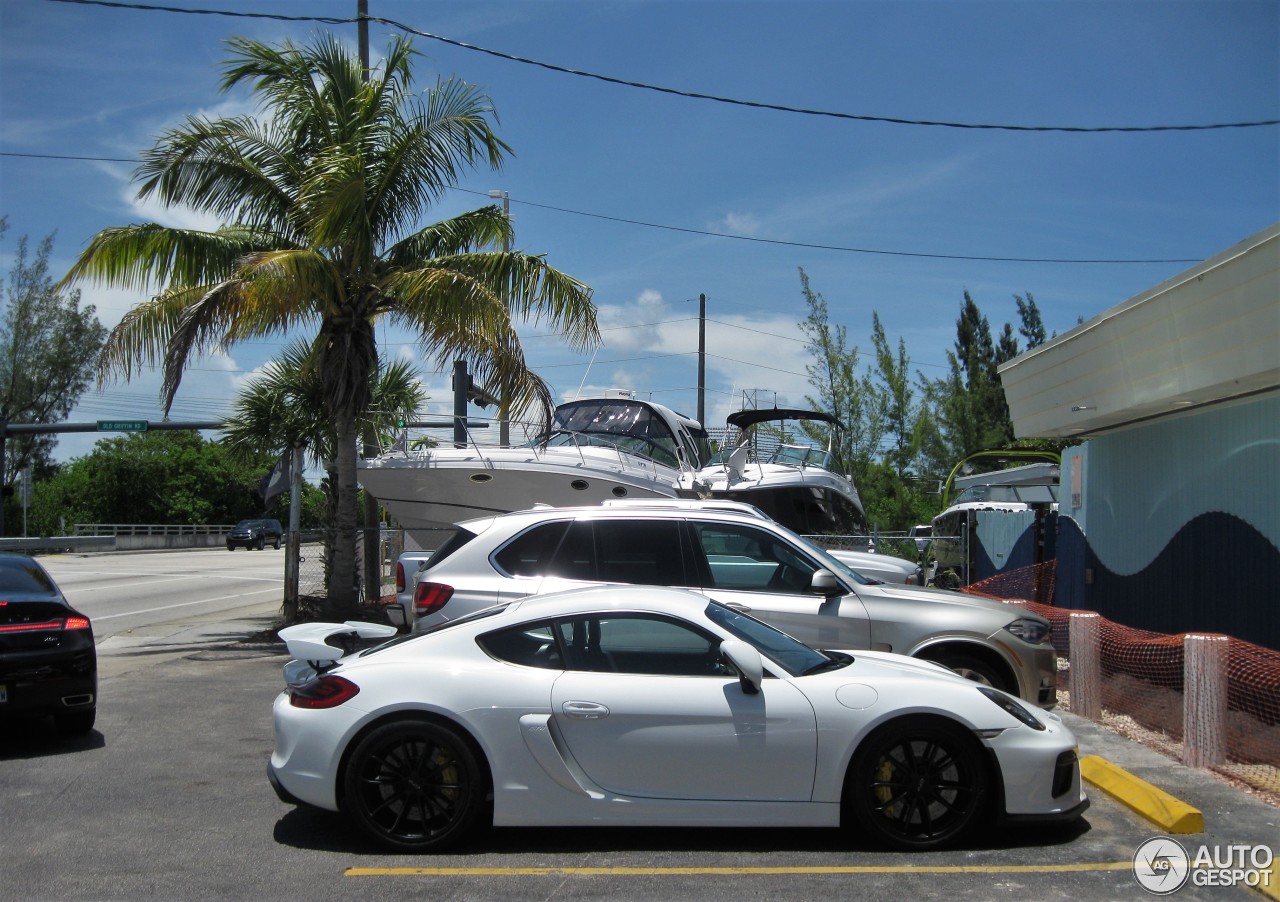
347;863;1135;876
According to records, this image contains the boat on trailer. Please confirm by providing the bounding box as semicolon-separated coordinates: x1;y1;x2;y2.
358;391;713;529
692;407;867;536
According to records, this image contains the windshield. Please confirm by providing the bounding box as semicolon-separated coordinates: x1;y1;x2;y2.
954;484;1059;505
0;556;57;593
704;599;838;676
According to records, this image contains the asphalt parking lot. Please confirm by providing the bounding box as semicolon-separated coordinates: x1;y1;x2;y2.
2;611;1277;901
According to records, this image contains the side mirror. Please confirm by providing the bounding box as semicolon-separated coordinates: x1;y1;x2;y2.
810;569;843;597
720;639;763;695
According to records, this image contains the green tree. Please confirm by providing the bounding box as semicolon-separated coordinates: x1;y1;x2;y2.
1014;292;1047;348
0;219;107;530
795;268;881;484
61;35;597;616
28;430;268;534
927;291;1014;462
863;312;936;530
221;339;426;616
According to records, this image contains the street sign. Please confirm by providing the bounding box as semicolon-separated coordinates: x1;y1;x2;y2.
96;420;149;432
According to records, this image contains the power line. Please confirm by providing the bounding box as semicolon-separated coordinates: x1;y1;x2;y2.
3;152;1204;265
46;0;1280;134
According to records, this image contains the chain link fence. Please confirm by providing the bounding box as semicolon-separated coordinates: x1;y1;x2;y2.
288;526;456;622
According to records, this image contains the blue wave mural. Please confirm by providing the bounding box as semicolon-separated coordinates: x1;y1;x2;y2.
1055;512;1280;650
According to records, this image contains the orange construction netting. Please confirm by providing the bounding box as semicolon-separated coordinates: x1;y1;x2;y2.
967;563;1280;799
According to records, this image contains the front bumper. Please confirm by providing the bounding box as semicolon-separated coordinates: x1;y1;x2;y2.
987;710;1089;820
993;637;1058;709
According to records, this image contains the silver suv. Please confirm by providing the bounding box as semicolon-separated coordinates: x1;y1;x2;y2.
404;500;1057;707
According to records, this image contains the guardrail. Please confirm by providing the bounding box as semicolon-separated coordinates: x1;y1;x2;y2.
73;524;234;537
0;536;116;552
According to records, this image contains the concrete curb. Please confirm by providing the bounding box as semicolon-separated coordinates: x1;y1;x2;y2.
1080;754;1205;834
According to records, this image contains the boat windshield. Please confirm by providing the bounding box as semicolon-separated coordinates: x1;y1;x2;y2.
771;444;832;468
546;400;692;469
953;484;1059;505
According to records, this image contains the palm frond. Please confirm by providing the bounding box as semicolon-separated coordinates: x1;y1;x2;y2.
61;224;276;292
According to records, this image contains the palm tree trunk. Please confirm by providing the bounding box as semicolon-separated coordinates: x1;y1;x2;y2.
326;412;361;618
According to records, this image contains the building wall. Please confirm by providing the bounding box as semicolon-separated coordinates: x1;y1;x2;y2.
1055;392;1280;649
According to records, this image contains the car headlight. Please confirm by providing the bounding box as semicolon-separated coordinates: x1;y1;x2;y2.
1003;617;1052;645
978;685;1046;730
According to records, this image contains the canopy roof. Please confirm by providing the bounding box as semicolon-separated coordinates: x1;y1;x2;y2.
727;408;845;430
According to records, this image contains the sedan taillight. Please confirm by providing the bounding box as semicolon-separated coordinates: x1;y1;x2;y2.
289;675;360;709
0;616;84;633
413;582;453;616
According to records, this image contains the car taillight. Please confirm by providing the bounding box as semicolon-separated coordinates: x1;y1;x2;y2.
413;582;453;616
395;561;406;594
64;616;91;630
289;675;360;709
0;617;65;634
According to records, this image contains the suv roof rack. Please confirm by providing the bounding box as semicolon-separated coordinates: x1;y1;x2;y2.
598;498;771;520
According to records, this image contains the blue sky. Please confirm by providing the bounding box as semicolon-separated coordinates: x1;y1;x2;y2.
2;0;1277;463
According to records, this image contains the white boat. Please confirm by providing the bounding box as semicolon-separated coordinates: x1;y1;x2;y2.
927;456;1061;589
693;407;867;536
358;392;713;529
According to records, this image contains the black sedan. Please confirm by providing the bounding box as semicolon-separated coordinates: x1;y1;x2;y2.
0;553;97;734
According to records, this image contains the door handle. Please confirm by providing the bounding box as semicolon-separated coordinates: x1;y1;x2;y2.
723;602;752;613
561;700;610;719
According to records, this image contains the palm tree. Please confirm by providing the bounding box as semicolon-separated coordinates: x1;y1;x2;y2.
222;338;427;620
61;34;598;615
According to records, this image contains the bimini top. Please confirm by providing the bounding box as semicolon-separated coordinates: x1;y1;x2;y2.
726;408;846;430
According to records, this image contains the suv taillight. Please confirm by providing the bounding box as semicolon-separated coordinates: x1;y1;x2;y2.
413;582;453;616
395;561;406;594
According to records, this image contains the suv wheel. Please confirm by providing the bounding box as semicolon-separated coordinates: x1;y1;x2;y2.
928;652;1011;694
255;536;265;551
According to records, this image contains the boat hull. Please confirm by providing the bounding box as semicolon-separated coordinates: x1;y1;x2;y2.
698;465;866;536
359;448;691;529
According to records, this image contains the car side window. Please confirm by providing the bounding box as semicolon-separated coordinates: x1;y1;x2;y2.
477;623;562;669
546;520;597;581
492;521;572;577
592;520;686;587
554;614;728;677
689;523;819;594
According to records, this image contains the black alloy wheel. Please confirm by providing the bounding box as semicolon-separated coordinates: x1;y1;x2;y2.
342;719;487;852
846;715;989;850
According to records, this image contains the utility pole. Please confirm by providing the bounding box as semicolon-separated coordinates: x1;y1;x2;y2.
356;0;380;601
358;0;369;77
489;190;512;447
697;293;706;426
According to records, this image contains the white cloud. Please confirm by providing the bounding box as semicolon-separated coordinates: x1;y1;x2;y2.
596;288;671;351
717;212;761;236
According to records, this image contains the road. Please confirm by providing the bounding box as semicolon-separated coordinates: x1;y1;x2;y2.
41;547;285;637
39;547;286;675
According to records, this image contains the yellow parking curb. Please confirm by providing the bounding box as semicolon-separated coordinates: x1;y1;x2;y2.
1080;755;1204;834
